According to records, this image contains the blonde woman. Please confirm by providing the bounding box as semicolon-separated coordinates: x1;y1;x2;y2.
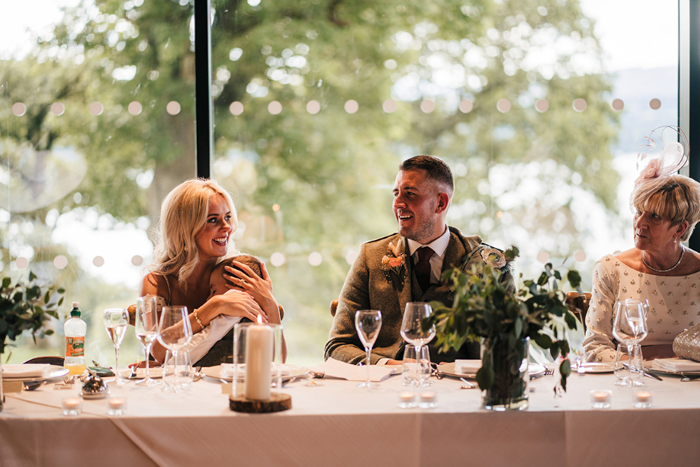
584;129;700;362
141;179;282;363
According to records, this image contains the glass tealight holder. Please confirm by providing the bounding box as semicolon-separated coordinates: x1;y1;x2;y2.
397;391;416;409
590;389;612;409
107;396;127;416
418;390;437;409
232;322;284;400
62;397;82;416
634;389;653;409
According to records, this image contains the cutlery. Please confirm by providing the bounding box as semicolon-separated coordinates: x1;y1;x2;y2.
23;380;46;391
459;377;475;389
680;374;700;382
622;363;663;381
192;367;203;383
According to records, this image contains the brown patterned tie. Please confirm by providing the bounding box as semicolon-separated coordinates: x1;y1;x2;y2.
415;247;434;293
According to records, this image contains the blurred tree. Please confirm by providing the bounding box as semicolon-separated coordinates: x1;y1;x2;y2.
0;0;620;361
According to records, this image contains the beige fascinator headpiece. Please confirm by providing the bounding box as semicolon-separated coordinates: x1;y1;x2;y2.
635;126;689;184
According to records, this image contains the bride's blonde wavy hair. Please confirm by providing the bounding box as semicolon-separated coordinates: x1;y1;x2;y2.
150;179;237;287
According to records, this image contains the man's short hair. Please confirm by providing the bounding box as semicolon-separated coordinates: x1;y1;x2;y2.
213;254;263;278
399;155;454;194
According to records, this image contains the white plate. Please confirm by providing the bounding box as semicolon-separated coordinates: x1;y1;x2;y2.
578;362;615;374
119;367;168;379
2;365;69;382
201;364;309;382
436;362;546;379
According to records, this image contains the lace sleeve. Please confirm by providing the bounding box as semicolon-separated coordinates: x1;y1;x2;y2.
582;257;618;363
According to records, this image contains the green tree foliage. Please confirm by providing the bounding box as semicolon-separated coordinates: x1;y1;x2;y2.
0;0;619;361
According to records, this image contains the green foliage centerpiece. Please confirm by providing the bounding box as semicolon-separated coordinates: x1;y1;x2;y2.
426;247;581;411
0;271;65;356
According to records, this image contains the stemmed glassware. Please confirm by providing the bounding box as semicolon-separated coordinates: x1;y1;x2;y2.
400;302;436;385
103;308;129;386
354;309;382;388
134;296;160;387
612;299;648;387
157;306;193;392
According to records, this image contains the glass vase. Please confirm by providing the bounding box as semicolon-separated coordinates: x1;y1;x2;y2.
481;337;529;411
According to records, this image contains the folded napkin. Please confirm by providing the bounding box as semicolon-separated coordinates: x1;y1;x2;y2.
310;358;396;382
454;359;482;374
2;363;51;378
220;363;293;379
651;358;700;373
183;315;242;364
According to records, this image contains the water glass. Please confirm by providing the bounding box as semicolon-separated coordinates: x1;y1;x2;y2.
157;305;193;392
613;344;629;385
402;345;432;387
163;350;194;392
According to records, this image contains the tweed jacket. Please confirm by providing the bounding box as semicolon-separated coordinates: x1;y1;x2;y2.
324;226;514;364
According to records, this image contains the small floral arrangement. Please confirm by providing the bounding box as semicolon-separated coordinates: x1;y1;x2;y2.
426;247;581;397
381;240;407;285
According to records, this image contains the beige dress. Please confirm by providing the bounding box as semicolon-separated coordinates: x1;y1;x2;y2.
583;254;700;362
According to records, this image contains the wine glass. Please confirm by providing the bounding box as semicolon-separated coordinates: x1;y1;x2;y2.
134;296;160;387
400;302;436;384
402;344;432;387
612;299;648;387
103;308;129;386
354;310;382;388
157;306;193;392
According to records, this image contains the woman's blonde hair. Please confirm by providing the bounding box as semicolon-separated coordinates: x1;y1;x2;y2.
151;179;237;286
631;174;700;241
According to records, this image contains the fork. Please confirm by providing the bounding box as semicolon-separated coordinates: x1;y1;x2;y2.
544;368;555;376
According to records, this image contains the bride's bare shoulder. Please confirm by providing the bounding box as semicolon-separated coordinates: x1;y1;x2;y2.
140;272;168;296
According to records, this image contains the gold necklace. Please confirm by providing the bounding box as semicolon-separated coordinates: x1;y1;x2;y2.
641;246;685;273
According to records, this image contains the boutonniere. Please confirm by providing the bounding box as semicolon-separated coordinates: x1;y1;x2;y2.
381;241;407;286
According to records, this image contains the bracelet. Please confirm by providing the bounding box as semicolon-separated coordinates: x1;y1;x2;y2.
193;310;206;330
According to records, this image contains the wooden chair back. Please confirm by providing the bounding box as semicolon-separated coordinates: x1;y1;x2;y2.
565;291;591;331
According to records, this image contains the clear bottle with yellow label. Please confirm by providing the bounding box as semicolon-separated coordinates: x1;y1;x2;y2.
64;302;87;375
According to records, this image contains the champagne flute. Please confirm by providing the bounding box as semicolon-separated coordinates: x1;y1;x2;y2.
157;306;193;392
612;299;648;387
135;296;160;387
354;310;382;388
103;308;129;385
400;302;436;384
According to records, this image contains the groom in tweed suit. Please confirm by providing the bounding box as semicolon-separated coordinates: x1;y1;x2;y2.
324;156;514;365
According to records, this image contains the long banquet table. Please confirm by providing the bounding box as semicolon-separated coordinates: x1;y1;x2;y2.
1;364;699;467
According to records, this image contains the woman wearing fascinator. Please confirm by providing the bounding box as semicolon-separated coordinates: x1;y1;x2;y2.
583;127;700;363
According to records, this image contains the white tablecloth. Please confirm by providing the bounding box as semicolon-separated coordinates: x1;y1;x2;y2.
1;366;699;466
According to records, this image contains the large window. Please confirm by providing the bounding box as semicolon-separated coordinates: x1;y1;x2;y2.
0;0;681;365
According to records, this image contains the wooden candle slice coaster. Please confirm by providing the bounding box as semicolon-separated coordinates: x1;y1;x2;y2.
229;392;292;413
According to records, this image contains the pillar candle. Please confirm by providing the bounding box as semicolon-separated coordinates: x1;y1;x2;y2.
245;323;273;400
